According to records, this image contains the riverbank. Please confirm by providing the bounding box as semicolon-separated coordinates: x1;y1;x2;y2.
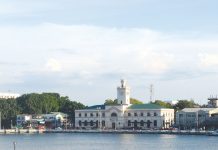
0;129;217;136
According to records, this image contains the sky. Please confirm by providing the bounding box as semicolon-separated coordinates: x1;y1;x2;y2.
0;0;218;105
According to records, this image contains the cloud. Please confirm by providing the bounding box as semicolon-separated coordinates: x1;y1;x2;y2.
199;53;218;68
1;23;218;104
1;23;218;82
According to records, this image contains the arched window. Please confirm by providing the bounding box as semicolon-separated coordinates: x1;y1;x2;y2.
128;120;131;127
96;120;98;127
85;113;87;117
102;120;105;127
111;112;117;117
84;120;87;126
147;120;151;128
134;120;137;128
140;120;144;126
90;113;93;117
90;120;93;126
79;113;81;117
79;120;81;126
128;113;131;117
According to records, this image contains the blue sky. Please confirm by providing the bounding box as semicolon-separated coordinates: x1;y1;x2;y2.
0;0;218;105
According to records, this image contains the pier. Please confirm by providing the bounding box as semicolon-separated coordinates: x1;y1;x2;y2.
0;129;216;136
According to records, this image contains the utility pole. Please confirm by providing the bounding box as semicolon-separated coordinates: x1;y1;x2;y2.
150;84;154;103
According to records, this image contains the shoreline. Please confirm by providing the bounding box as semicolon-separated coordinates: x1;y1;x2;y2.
0;129;216;136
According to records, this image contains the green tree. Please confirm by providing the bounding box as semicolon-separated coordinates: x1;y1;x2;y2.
130;98;143;104
0;99;20;129
58;96;86;124
104;99;118;105
174;100;199;111
152;100;173;108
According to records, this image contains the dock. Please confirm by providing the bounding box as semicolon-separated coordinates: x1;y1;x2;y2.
0;129;216;136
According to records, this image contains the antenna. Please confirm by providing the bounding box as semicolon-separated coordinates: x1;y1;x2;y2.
150;84;154;103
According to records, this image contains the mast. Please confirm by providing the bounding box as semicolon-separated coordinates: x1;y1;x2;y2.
150;84;154;103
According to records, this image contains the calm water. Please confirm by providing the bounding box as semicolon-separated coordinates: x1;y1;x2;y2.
0;133;217;150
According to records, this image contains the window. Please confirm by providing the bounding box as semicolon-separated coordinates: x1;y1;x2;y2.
128;120;131;127
128;113;131;117
140;113;143;117
96;120;98;127
90;120;93;126
102;120;105;127
79;120;82;126
84;120;87;126
79;113;81;117
85;113;87;117
147;120;151;128
154;112;157;116
154;120;157;127
147;112;150;116
111;113;117;117
134;120;137;128
96;113;98;117
90;113;93;117
102;113;105;117
134;113;137;117
140;120;144;126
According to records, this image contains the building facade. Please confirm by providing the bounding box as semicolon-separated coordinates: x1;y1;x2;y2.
75;80;174;130
176;108;218;130
16;112;68;129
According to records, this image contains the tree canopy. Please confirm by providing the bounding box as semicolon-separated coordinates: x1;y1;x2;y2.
0;93;86;128
130;98;143;104
104;98;143;105
174;100;199;111
152;100;173;109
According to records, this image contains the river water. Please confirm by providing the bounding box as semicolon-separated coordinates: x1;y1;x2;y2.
0;133;217;150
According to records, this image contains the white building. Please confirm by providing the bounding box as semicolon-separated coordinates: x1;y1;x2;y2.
0;92;20;99
75;80;174;130
176;108;218;130
208;97;218;108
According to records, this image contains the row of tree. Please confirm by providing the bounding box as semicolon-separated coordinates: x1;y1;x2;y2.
0;93;86;129
104;98;200;111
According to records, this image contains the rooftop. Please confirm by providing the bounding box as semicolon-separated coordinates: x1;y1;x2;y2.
181;108;216;112
86;105;105;110
127;104;166;110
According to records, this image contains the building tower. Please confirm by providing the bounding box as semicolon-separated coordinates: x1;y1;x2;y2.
117;79;130;105
208;96;218;108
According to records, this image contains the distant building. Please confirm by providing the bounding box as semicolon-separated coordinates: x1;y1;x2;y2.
0;92;20;99
176;108;218;130
16;112;68;129
75;80;174;130
208;96;218;108
16;114;32;128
